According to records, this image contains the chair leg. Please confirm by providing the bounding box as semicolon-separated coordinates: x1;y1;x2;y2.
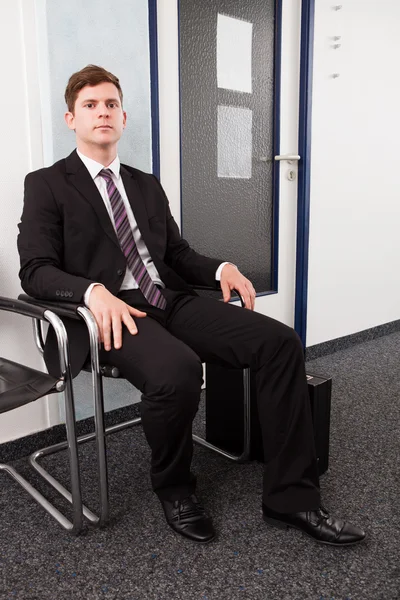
77;306;109;526
29;417;142;524
46;310;84;533
28;306;139;529
62;356;85;532
0;463;76;531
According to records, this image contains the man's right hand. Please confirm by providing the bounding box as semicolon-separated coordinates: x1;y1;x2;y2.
88;286;147;351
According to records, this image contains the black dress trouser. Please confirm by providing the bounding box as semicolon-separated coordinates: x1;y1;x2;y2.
99;288;321;513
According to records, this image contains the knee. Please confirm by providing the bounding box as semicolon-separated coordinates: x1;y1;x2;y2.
145;350;203;402
282;324;302;346
276;324;304;360
259;319;303;358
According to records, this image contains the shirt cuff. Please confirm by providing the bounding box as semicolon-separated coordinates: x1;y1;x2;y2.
215;262;237;281
84;283;105;306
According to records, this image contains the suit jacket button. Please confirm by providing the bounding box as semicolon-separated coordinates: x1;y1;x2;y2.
117;269;123;276
60;291;65;297
56;290;60;296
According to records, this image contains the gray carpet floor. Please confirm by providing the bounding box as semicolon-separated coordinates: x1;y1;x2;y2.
1;332;399;600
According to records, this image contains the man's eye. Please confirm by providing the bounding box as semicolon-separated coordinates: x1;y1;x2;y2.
85;103;93;108
108;103;116;108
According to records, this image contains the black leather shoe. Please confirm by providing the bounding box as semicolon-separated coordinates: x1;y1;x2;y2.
262;504;366;546
160;494;216;543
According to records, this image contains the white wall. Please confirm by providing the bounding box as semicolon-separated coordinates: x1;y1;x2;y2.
306;0;400;347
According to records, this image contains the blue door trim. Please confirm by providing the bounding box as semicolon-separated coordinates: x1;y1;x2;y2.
271;0;283;292
295;0;315;346
148;0;161;179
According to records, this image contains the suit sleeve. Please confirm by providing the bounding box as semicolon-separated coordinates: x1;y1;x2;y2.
152;176;223;287
17;171;96;302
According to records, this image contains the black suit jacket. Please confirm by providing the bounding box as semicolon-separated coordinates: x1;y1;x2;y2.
17;150;222;377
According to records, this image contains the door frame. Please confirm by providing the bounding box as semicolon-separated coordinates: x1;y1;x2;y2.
149;0;161;179
295;0;315;346
150;0;316;347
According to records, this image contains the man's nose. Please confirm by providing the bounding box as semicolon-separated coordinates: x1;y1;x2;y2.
98;104;110;117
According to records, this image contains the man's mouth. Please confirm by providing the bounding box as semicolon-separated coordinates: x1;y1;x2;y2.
96;125;112;129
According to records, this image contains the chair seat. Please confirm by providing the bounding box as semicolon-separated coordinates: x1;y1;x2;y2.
0;357;59;414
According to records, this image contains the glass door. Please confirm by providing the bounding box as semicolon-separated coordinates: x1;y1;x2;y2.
158;0;303;327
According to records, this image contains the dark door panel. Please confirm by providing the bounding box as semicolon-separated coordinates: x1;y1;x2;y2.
179;0;275;290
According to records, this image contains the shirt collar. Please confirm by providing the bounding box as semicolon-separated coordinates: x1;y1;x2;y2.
77;150;121;181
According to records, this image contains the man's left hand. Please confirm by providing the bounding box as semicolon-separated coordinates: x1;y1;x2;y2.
220;264;256;310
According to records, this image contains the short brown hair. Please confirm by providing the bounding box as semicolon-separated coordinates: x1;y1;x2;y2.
64;65;123;113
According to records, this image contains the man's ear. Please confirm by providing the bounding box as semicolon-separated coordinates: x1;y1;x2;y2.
123;111;127;129
64;111;75;131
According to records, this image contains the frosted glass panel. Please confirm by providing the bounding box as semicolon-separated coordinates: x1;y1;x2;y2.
218;105;252;178
41;0;152;172
217;14;253;93
180;0;275;292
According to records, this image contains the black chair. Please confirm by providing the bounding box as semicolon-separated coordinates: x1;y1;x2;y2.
18;288;250;529
0;296;84;533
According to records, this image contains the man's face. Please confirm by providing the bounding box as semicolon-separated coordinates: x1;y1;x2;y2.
65;82;126;151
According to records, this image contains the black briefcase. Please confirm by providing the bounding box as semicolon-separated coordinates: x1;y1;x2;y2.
205;366;331;476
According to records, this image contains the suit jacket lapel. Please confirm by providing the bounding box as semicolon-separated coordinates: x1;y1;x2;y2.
65;150;120;250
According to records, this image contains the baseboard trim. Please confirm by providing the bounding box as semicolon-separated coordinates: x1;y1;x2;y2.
0;402;141;463
305;319;400;361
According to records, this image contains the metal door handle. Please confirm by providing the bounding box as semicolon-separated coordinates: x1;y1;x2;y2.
259;154;301;164
274;154;301;163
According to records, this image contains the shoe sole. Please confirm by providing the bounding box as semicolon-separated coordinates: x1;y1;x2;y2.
263;514;365;546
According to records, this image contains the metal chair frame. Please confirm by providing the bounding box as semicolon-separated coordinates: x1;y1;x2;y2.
0;297;84;533
20;289;251;528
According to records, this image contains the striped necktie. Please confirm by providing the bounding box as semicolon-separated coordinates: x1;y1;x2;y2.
99;169;166;310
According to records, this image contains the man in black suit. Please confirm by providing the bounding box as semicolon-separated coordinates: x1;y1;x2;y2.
18;65;365;545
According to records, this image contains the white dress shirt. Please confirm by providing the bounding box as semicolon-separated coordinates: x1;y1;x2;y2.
77;151;230;305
